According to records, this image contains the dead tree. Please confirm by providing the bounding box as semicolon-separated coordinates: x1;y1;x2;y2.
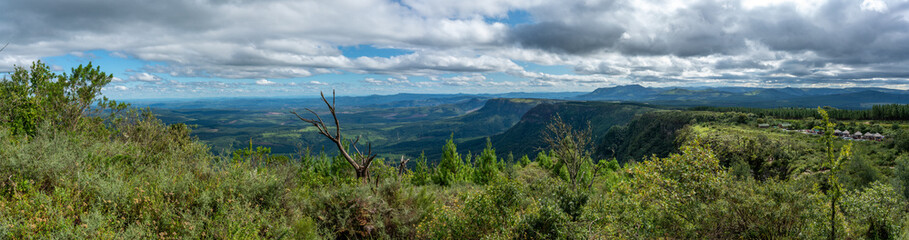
292;90;377;183
397;155;411;177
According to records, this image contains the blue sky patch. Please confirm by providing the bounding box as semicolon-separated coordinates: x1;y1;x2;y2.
485;10;534;26
340;45;414;58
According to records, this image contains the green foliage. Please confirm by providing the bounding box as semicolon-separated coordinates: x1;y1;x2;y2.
4;62;909;239
597;110;724;164
0;61;123;136
895;155;909;200
519;154;531;167
680;124;813;180
819;107;853;240
410;152;432;186
434;135;466;186
536;151;552;169
693;104;909;121
473;138;500;185
842;182;908;240
605;143;727;237
231;139;290;165
840;155;883;190
601;142;829;238
730;159;754;180
515;202;569;239
308;180;432;239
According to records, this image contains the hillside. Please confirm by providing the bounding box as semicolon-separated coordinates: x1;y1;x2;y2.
460;101;662;158
378;98;558;159
595;110;729;163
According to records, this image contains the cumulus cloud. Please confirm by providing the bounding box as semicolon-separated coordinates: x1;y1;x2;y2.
2;0;908;94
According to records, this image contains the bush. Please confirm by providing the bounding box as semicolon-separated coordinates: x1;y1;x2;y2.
842;182;908;239
0;61;124;136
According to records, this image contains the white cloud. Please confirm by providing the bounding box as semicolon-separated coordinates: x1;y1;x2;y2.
113;86;128;91
110;51;129;58
255;79;276;85
860;0;888;12
308;81;328;86
129;72;162;82
2;0;909;95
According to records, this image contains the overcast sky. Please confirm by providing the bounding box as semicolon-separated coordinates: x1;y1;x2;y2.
1;0;908;99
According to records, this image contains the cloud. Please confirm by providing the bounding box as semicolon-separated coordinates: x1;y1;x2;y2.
128;72;161;82
255;79;276;85
509;21;625;54
3;0;909;95
860;0;888;12
110;51;128;58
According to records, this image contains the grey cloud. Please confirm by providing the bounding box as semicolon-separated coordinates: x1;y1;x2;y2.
742;0;909;63
509;21;625;54
714;60;773;70
574;62;629;75
4;0;909;93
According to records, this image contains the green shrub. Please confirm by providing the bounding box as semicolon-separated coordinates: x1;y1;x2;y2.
843;182;908;239
516;202;569;239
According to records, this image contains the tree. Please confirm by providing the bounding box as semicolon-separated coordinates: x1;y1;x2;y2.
536;151;552;169
542;114;594;189
293;91;377;183
818;107;852;240
1;61;123;136
519;154;531;167
411;152;432;186
434;135;463;186
473;138;499;185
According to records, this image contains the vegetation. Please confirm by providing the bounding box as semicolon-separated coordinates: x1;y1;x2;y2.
3;63;909;238
692;104;909;121
293;91;378;183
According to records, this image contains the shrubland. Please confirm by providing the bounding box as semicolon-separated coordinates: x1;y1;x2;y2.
2;62;909;239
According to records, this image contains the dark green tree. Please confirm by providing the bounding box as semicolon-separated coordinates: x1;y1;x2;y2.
473;138;500;185
519;154;531;167
411;152;432;186
434;135;463;186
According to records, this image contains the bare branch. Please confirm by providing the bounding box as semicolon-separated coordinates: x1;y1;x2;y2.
293;90;378;184
397;155;411;176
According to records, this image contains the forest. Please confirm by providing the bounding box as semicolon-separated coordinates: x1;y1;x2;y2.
3;62;909;239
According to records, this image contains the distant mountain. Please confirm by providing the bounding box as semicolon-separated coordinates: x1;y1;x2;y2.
128;91;584;110
575;85;909;109
575;84;660;101
753;91;909;109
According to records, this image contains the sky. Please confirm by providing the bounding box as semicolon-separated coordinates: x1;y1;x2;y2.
1;0;908;99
